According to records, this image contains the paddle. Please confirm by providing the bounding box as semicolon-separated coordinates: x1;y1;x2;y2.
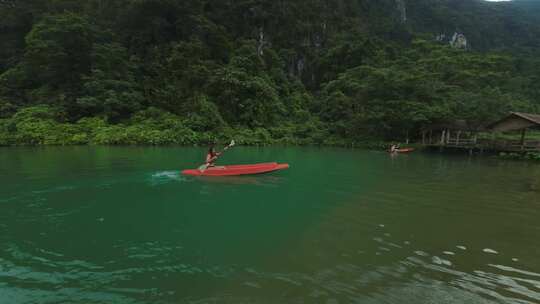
198;140;235;171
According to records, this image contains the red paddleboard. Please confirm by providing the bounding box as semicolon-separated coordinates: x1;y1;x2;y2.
182;162;289;176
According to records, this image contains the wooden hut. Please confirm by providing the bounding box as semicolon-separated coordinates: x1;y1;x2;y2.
487;112;540;151
421;112;540;153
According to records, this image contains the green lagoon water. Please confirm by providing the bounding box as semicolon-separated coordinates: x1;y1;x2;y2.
1;146;539;303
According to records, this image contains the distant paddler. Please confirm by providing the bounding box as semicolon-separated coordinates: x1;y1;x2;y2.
389;143;415;154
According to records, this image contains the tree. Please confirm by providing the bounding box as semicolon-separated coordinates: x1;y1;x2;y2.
76;43;143;121
24;12;95;97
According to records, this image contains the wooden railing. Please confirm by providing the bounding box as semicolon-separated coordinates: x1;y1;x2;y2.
447;138;476;146
423;137;477;146
423;138;540;152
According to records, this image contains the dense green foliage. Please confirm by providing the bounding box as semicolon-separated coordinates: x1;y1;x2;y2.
499;151;540;161
1;0;540;146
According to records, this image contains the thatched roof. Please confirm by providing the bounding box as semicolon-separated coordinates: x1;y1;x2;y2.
512;112;540;124
488;112;540;132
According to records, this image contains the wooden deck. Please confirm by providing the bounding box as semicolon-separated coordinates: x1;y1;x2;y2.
423;138;540;153
422;112;540;154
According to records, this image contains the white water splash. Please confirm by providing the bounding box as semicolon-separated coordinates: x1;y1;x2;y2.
433;256;453;266
149;171;185;185
152;171;180;179
483;248;498;254
244;281;261;289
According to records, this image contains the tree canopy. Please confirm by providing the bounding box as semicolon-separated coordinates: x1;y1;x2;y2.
1;0;540;146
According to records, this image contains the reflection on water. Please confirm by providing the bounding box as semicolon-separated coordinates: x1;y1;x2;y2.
196;175;285;186
1;146;540;303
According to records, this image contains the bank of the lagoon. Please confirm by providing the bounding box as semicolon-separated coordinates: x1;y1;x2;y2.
1;146;539;303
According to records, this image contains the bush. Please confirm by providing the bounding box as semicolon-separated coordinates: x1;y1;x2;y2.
91;122;200;145
11;105;57;122
13;119;55;145
42;123;85;145
0;100;17;118
526;152;540;161
498;152;540;161
0;119;10;146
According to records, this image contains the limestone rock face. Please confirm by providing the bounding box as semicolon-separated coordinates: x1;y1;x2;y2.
396;0;407;23
435;32;467;50
450;32;468;49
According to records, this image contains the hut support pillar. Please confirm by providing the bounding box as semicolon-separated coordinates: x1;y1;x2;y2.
520;128;527;151
440;130;446;145
406;130;410;144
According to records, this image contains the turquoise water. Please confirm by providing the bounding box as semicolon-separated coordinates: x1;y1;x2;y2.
1;146;539;303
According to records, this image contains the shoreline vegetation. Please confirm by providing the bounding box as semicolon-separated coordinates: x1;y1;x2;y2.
2;106;539;161
0;107;392;150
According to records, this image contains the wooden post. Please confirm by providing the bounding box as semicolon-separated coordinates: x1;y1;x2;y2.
456;131;461;146
441;130;446;145
406;130;410;144
422;131;426;145
520;128;527;151
446;130;451;145
429;130;433;144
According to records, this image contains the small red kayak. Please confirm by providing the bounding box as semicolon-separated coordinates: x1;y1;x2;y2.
390;148;415;153
182;162;289;176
